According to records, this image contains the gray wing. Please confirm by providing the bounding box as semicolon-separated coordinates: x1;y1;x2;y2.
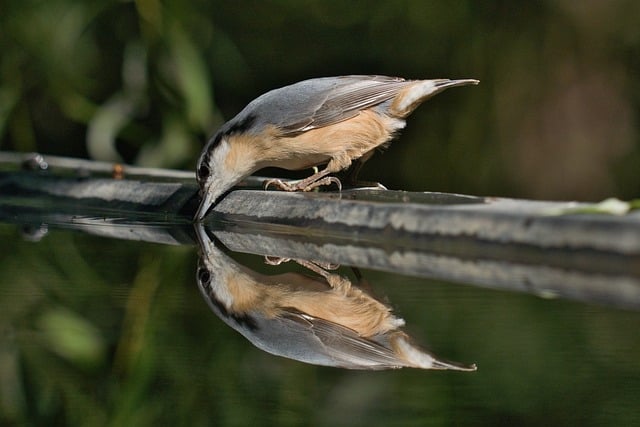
238;75;416;136
281;312;404;369
206;296;406;369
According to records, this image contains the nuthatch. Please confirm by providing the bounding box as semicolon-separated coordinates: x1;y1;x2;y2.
195;75;479;219
195;224;477;370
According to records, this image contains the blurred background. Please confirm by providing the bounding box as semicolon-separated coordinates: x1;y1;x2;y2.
2;2;640;426
1;0;639;201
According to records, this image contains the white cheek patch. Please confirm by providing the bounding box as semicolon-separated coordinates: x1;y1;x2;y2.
207;137;243;185
212;137;255;183
212;138;231;173
213;272;236;308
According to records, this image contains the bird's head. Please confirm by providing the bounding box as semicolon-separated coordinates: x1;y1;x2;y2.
195;132;250;220
195;112;267;220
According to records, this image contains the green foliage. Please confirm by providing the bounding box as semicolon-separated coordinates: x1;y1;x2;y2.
36;307;106;369
0;0;223;167
1;1;639;199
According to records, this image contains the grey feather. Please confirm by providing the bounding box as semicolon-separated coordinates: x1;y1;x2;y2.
202;297;403;369
229;75;417;137
282;311;405;369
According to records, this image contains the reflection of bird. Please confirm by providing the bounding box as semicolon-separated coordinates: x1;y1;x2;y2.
195;224;476;371
195;75;479;219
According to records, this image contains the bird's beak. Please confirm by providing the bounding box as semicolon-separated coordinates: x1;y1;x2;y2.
194;183;219;221
194;222;214;255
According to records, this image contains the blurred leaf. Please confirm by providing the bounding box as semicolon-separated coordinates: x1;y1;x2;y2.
0;346;24;422
168;24;215;132
548;198;632;216
135;113;191;167
0;85;20;138
87;42;148;162
37;307;106;369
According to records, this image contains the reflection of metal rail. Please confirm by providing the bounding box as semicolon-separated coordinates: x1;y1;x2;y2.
1;151;640;310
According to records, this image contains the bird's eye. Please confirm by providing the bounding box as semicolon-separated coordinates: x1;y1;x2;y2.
197;164;210;180
197;267;211;285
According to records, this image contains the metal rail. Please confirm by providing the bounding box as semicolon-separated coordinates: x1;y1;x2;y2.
1;151;639;309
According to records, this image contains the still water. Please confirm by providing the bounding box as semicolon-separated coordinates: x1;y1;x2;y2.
1;216;639;426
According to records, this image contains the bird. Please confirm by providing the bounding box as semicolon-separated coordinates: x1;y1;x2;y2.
194;223;477;371
195;75;479;219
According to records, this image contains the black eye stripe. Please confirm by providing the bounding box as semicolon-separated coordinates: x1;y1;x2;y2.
209;295;258;331
210;132;223;149
226;114;256;135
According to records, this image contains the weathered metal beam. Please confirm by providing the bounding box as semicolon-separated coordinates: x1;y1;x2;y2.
1;152;639;309
211;189;640;257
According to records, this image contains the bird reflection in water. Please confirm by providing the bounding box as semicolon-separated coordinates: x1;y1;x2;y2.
195;224;476;371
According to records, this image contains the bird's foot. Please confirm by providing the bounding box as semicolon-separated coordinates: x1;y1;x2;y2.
303;176;342;192
263;178;296;192
263;256;347;292
264;256;296;266
264;256;339;271
263;176;342;192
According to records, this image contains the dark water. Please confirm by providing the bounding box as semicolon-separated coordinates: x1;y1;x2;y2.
1;219;639;426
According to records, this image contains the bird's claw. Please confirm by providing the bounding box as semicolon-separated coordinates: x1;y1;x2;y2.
264;256;341;275
263;178;294;191
264;256;290;266
305;176;342;192
263;176;342;192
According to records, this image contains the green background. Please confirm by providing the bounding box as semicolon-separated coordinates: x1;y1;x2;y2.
2;0;639;200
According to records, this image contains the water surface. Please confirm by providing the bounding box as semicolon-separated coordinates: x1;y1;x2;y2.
1;218;639;426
